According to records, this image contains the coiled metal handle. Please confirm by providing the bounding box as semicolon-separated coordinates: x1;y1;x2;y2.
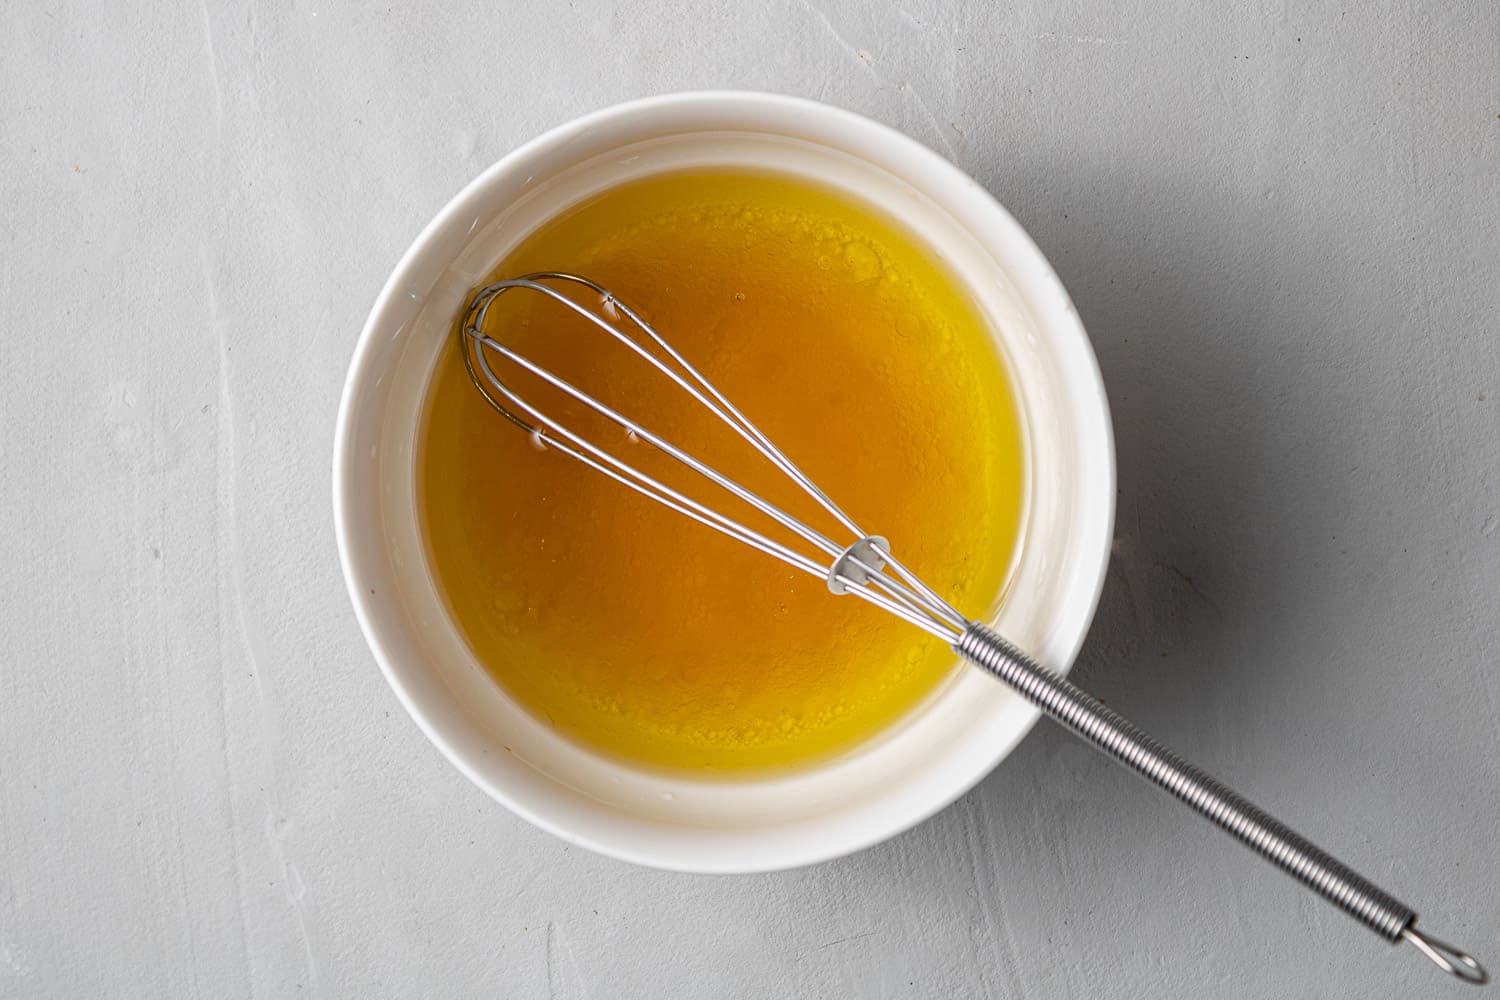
956;622;1487;983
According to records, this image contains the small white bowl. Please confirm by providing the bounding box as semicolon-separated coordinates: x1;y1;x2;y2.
333;92;1114;872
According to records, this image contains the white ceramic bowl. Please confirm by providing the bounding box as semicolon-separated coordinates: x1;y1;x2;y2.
333;92;1114;872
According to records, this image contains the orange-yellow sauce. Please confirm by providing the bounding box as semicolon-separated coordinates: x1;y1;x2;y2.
418;169;1025;773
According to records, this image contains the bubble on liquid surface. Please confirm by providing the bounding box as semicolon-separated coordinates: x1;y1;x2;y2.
842;241;882;282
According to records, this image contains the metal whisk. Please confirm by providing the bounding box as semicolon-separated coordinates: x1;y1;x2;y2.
460;271;1485;985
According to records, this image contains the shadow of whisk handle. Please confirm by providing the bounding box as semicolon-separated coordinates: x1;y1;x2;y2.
955;622;1416;941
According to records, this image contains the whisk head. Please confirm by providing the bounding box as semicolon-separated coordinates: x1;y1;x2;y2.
459;272;972;642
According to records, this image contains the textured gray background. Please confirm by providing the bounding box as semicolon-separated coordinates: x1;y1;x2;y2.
2;0;1497;997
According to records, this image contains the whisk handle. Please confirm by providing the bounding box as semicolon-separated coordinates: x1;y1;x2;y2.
955;622;1443;954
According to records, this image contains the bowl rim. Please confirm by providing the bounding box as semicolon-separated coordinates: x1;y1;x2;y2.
333;90;1116;872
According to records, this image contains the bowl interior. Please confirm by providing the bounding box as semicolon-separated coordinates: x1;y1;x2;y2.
335;95;1113;871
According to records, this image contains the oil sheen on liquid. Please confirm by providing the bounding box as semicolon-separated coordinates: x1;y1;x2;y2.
417;169;1026;774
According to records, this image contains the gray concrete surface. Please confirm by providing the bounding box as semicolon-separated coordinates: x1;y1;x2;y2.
2;1;1496;997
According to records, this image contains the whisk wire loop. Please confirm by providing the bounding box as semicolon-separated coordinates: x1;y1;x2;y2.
462;273;966;639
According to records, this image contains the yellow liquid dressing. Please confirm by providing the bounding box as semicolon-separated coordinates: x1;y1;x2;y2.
418;169;1026;773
